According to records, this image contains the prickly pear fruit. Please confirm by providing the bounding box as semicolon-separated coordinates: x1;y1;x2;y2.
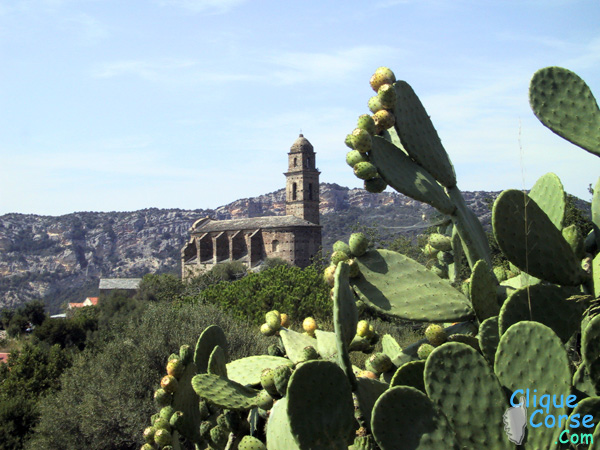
368;95;383;113
349;232;369;256
347;258;360;278
179;344;192;365
303;317;317;335
169;411;184;431
422;243;439;258
437;251;453;265
280;313;290;328
210;425;229;447
425;324;447;346
333;240;352;255
153;416;170;431
273;365;293;397
199;421;212;440
324;265;336;287
260;323;276;337
364;176;387;193
368;352;393;373
352;128;372;153
417;343;435;360
372;109;395;132
345;134;355;149
260;368;279;398
143;426;155;444
377;83;396;109
199;400;211;420
154;428;172;447
493;266;508;282
346;150;369;168
331;250;350;265
159;406;175;422
239;435;267;450
370;67;396;92
428;233;452;252
353;161;378;180
166;358;185;379
154;388;172;407
160;375;178;394
356;320;369;337
430;262;448;279
256;389;274;410
265;311;281;331
357;114;376;135
357;370;378;379
168;353;179;362
141;444;154;450
302;346;319;361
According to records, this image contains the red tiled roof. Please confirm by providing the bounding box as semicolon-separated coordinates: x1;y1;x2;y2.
0;353;9;364
69;303;85;309
86;297;99;305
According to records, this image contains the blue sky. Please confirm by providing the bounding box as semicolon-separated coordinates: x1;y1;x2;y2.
1;0;599;216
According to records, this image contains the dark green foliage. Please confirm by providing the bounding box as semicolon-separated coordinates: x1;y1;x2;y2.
0;396;38;450
27;302;269;450
197;263;331;326
1;300;47;337
136;273;185;302
564;193;593;237
208;261;247;281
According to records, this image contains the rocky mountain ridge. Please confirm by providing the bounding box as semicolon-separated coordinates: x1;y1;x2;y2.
0;184;525;312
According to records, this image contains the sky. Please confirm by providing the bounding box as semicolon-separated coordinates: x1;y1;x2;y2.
1;0;599;216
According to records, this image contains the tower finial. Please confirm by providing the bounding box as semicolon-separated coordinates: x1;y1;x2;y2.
299;129;303;137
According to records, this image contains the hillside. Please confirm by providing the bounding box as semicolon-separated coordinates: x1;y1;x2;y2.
0;184;571;313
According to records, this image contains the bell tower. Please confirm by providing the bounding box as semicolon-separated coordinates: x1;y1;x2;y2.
285;134;320;225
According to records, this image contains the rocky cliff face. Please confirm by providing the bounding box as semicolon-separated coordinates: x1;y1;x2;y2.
0;185;506;312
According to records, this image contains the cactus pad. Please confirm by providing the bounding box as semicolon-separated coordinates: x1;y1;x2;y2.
371;386;460;450
286;361;354;450
391;81;457;188
351;249;475;322
529;66;600;157
315;330;337;360
171;364;202;443
265;397;300;450
191;374;259;411
498;284;582;343
492;189;588;286
528;172;566;230
333;261;359;348
207;345;228;378
194;325;228;374
470;260;500;322
354;377;389;430
583;315;600;395
225;355;293;387
279;328;316;364
425;342;512;450
477;316;500;365
495;321;571;449
390;360;426;393
370;136;455;215
573;364;597;398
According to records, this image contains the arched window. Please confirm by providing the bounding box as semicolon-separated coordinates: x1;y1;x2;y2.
293;157;297;167
306;157;310;168
272;240;279;252
292;183;297;200
308;183;313;200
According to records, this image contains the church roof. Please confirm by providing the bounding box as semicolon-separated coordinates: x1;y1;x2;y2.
289;134;314;153
191;215;320;233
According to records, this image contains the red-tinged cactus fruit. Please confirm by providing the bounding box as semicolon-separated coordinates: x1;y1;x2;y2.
370;66;396;92
378;83;396;109
346;150;369;168
357;114;377;135
368;95;383;114
160;375;178;394
357;370;378;380
324;265;336;287
352;128;372;154
166;358;185;379
353;162;378;180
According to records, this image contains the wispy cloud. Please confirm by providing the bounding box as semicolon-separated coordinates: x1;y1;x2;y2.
154;0;248;14
266;46;399;85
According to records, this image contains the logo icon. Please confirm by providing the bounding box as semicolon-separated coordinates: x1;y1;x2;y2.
503;396;528;445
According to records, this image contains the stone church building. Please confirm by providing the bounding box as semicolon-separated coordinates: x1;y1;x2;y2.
181;134;322;280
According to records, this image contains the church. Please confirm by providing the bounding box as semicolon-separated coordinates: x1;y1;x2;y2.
181;134;322;280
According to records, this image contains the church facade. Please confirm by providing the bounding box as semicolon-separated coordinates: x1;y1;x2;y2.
181;134;322;280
